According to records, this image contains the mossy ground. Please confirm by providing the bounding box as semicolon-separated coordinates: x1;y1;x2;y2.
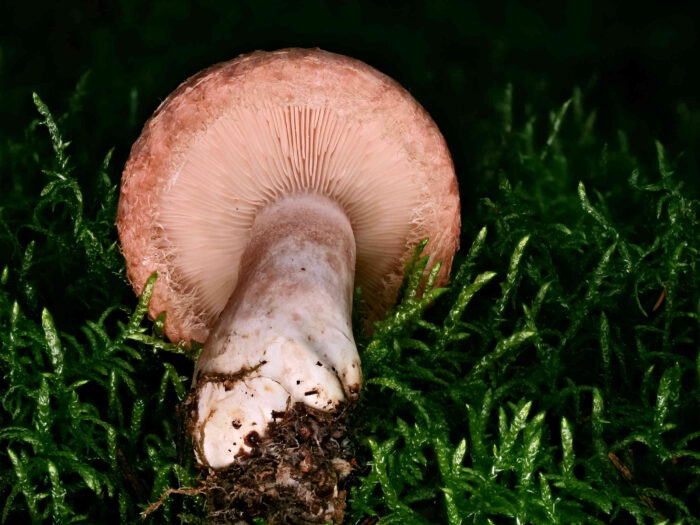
1;7;700;523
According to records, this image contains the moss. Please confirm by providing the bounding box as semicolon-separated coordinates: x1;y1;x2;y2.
0;78;698;524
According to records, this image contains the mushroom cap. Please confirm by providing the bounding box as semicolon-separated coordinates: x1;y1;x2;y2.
118;48;460;344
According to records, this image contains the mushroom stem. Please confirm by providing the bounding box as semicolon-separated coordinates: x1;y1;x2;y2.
190;193;361;470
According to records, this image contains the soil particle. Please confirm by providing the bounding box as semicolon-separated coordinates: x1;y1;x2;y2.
244;431;260;447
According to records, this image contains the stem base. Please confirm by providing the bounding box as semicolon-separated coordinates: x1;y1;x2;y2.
200;402;355;524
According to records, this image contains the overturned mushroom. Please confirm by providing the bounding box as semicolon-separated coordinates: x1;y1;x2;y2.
118;48;460;523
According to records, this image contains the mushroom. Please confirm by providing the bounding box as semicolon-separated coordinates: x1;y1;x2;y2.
117;48;459;522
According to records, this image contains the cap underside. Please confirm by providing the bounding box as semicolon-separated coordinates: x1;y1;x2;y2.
118;49;460;344
159;105;420;324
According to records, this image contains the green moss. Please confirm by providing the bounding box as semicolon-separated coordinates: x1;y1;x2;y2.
0;80;698;524
353;89;700;524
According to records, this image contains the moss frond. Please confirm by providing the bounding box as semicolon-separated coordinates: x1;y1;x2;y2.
1;75;698;524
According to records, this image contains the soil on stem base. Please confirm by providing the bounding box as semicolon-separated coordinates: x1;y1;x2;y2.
194;402;356;524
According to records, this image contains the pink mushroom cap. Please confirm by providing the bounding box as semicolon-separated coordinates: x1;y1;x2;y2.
117;48;460;344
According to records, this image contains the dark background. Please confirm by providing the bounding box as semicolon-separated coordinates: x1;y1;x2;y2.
2;0;699;202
